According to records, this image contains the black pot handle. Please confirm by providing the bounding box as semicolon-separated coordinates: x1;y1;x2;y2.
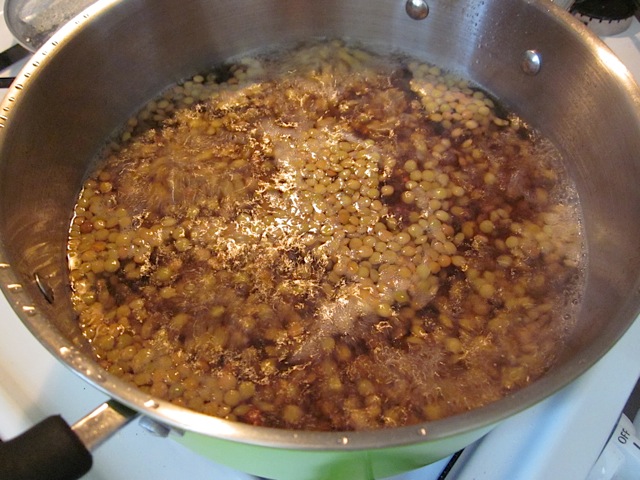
0;415;92;480
0;400;138;480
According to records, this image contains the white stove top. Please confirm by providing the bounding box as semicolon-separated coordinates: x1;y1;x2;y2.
0;4;639;480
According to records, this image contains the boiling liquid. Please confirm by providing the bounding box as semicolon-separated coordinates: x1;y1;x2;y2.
67;41;584;430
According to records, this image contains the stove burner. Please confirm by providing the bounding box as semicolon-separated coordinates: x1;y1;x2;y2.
570;0;639;35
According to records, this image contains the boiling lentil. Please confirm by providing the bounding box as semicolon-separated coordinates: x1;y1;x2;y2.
67;40;584;431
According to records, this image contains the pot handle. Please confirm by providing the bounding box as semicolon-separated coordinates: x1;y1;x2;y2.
0;400;138;480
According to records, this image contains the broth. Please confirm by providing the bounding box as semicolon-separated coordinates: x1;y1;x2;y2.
67;40;584;430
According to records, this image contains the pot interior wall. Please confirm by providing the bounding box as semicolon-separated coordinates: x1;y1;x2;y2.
0;0;638;448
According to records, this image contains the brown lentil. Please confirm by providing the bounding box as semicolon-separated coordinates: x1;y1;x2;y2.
68;40;584;432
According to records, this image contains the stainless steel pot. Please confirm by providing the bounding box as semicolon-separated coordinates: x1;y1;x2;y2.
0;0;639;479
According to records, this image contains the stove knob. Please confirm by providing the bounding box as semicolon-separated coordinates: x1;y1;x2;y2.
586;414;640;480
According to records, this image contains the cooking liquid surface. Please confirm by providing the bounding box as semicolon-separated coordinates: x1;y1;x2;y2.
67;41;584;431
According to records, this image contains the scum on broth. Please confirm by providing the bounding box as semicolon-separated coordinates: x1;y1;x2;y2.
67;40;585;431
